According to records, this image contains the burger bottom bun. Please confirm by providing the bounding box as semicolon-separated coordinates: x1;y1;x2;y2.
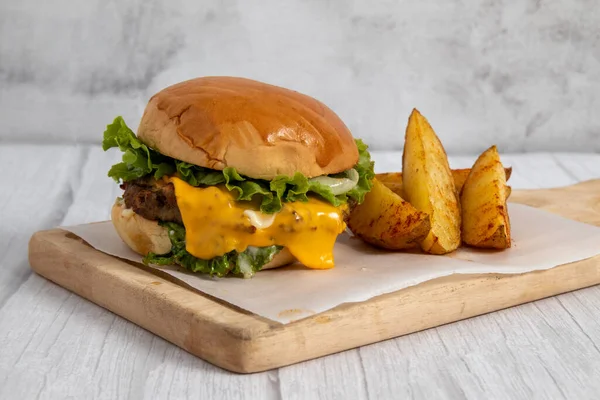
110;200;296;271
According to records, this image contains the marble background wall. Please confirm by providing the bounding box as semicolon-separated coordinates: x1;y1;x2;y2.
1;0;599;153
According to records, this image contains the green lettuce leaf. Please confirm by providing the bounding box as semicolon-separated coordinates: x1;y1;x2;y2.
176;161;226;186
222;167;282;214
346;139;376;204
103;116;375;212
143;222;282;278
103;116;175;181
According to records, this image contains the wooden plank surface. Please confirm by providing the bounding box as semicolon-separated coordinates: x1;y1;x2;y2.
2;146;600;398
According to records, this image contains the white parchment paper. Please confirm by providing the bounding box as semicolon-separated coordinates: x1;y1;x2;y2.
62;204;600;324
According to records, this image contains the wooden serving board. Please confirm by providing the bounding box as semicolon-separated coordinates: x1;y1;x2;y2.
28;180;600;373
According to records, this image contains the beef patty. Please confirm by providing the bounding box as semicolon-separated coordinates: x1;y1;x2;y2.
122;177;351;226
121;177;183;224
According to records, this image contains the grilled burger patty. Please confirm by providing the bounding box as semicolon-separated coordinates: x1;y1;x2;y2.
122;178;351;227
121;177;183;224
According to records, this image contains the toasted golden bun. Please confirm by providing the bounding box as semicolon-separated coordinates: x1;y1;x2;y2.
111;200;172;256
110;200;296;271
137;76;358;179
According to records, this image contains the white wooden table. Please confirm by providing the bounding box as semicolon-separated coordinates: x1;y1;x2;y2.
2;145;600;399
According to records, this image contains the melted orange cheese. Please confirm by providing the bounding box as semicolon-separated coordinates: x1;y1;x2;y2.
169;177;347;269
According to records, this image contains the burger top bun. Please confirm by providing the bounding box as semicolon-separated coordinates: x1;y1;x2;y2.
136;76;359;180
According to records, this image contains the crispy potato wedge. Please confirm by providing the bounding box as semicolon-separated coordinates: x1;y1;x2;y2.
375;172;404;197
402;109;461;254
376;172;402;184
347;179;431;250
450;169;470;193
453;166;512;193
376;166;512;196
461;145;511;249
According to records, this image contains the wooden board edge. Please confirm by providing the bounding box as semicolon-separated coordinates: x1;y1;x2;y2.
27;228;600;373
248;255;600;372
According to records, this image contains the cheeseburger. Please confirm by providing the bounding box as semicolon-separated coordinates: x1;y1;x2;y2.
103;76;374;278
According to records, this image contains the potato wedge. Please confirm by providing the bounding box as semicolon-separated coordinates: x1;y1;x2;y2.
376;166;512;196
461;145;511;249
453;166;512;193
375;172;402;184
375;172;404;197
402;109;461;254
451;169;473;194
347;179;431;250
